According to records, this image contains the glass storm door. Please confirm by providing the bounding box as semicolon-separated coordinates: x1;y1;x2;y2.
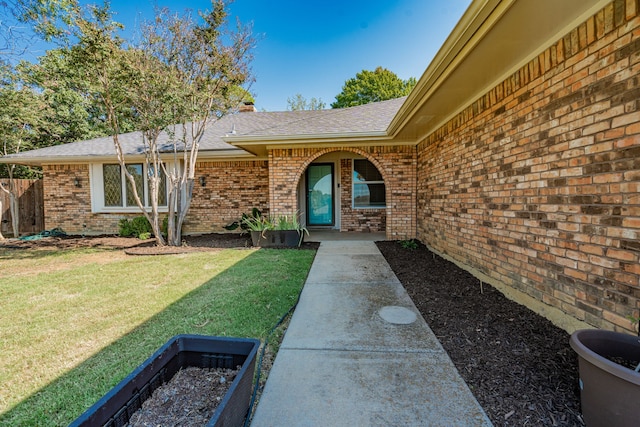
306;164;334;226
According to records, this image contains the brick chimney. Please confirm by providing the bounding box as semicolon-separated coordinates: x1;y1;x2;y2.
239;101;257;113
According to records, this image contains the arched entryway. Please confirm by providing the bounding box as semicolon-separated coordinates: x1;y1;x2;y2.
268;145;415;240
295;150;389;233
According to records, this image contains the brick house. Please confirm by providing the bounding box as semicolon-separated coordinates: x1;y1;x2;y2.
3;0;640;333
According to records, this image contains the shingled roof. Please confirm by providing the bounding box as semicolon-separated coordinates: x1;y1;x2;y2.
2;97;406;164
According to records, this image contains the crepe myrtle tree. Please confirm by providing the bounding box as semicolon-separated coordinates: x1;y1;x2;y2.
138;5;256;246
63;1;255;246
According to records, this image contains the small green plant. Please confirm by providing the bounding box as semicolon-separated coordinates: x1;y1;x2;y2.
627;315;640;336
242;214;271;231
399;239;418;250
118;216;153;238
223;208;262;233
242;212;308;234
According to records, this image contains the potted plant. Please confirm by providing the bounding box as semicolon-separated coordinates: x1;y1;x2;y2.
243;212;308;248
569;329;640;426
70;335;260;427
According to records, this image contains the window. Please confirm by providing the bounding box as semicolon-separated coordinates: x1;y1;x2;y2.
353;159;385;208
93;163;168;212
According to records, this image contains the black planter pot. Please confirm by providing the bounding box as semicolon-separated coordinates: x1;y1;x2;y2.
250;230;303;247
570;329;640;426
70;335;260;427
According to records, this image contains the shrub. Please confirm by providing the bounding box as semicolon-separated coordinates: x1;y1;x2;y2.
119;216;153;239
399;239;418;250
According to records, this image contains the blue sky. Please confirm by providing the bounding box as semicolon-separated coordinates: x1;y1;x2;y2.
91;0;472;111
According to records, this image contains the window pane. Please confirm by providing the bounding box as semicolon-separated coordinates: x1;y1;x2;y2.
354;183;386;207
148;165;167;206
103;164;122;207
125;164;144;207
354;159;382;182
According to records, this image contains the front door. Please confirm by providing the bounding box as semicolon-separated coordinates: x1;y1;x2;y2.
306;164;334;226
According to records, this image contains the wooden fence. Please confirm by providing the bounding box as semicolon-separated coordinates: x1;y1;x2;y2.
0;179;44;236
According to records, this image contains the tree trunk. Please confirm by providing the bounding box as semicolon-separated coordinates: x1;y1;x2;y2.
9;191;18;238
0;197;4;240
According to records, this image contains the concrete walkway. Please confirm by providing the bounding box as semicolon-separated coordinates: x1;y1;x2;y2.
250;240;492;427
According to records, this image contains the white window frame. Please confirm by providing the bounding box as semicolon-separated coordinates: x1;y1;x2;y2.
352;159;386;209
90;162;172;213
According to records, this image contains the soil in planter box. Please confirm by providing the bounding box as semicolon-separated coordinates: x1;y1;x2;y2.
128;366;240;427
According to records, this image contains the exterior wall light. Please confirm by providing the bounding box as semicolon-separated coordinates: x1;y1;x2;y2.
74;177;81;188
199;176;206;187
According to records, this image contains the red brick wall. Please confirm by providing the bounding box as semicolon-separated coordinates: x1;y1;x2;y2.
185;160;269;233
339;158;386;232
43;160;269;235
416;0;640;332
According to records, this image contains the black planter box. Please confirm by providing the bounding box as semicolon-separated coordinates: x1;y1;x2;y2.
70;335;260;427
251;230;303;247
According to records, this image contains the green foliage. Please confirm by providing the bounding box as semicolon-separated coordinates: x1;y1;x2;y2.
0;64;43;173
242;212;308;234
331;66;417;109
118;216;152;238
223;208;262;232
399;239;419;250
286;93;325;111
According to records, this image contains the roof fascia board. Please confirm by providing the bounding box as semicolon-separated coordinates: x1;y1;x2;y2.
389;0;611;142
412;0;611;143
388;0;510;136
224;131;390;145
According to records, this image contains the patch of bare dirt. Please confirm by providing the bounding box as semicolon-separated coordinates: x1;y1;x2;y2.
377;240;584;427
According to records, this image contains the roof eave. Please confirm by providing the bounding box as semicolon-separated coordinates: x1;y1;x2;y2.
0;149;253;166
388;0;611;143
225;131;397;156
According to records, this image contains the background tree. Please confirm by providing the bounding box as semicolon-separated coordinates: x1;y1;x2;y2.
0;63;46;237
331;66;416;109
18;49;119;147
286;93;325;111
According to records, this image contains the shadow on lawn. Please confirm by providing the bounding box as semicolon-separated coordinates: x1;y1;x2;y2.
0;248;314;426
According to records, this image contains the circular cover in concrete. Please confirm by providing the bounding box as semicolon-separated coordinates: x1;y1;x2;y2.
379;306;417;324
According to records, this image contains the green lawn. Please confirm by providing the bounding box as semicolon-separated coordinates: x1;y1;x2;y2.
0;246;315;426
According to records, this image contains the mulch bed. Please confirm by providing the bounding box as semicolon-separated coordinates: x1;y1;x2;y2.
127;366;239;426
376;241;585;427
0;233;319;254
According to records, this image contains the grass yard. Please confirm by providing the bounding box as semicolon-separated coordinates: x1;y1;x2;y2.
0;246;315;426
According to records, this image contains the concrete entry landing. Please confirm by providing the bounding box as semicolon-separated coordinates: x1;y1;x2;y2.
250;240;492;426
305;230;386;242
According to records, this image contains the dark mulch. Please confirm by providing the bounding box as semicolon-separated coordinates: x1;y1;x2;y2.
127;366;239;426
0;233;319;254
376;241;584;427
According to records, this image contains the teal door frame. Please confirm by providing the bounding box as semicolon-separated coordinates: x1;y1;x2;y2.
306;163;335;226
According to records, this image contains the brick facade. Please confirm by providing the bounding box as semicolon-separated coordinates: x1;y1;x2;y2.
339;159;386;232
43;160;270;235
185;160;269;234
416;0;640;333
